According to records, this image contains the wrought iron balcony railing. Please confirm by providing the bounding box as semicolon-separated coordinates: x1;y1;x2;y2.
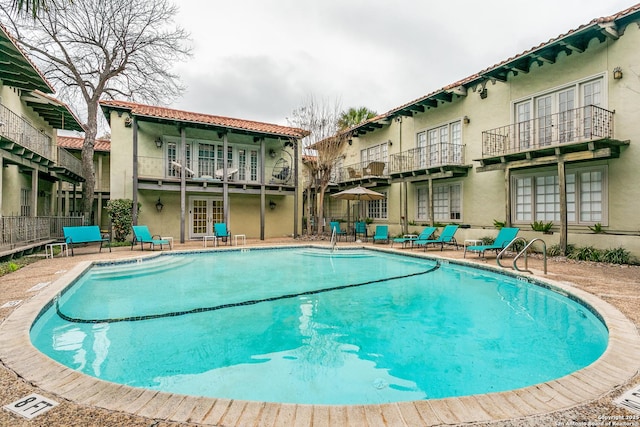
481;105;614;158
336;160;388;182
388;145;465;174
57;146;84;178
0;102;53;161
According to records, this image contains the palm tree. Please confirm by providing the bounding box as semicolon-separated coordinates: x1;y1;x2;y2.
10;0;68;17
338;107;377;130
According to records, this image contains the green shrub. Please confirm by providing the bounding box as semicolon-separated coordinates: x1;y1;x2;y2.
588;223;605;234
531;220;553;232
493;219;505;229
601;247;632;265
106;199;140;242
547;243;576;257
568;245;603;262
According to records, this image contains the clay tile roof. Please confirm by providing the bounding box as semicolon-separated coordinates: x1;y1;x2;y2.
99;100;309;139
57;136;111;152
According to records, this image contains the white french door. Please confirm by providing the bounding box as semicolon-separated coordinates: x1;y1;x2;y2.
189;196;224;238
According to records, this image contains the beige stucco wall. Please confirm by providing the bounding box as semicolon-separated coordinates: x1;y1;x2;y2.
337;23;640;254
108;109;301;240
1;84;57;217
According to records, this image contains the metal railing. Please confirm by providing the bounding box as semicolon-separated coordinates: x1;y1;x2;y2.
0;102;53;161
57;146;84;178
482;105;614;157
137;155;291;185
0;216;84;249
512;238;547;275
388;144;465;174
337;160;388;182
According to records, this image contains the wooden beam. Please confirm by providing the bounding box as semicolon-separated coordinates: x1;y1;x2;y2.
558;161;567;255
475;148;614;172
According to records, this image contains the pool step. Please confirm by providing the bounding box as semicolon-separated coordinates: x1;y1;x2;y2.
90;255;194;279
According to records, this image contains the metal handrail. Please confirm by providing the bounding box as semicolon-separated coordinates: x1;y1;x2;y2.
496;237;528;269
330;227;337;251
513;238;547;275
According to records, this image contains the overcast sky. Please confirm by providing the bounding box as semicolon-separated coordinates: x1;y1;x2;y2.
169;0;635;126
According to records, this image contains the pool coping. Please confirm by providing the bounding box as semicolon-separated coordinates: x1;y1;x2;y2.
1;244;639;426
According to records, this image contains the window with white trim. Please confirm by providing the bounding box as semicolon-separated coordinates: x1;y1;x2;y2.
415;182;462;221
512;166;606;225
166;140;262;182
366;190;387;219
513;76;604;147
416;120;462;167
360;141;389;174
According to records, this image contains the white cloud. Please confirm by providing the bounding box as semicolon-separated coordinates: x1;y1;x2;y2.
170;0;634;125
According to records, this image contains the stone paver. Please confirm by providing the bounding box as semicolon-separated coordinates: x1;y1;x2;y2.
1;239;639;426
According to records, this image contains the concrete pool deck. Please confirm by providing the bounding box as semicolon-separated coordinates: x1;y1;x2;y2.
1;238;639;426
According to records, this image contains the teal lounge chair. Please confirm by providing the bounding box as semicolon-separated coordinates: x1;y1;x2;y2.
329;221;348;241
214;223;232;245
414;224;459;251
131;225;172;251
392;226;436;248
464;227;520;258
354;221;368;242
372;225;389;244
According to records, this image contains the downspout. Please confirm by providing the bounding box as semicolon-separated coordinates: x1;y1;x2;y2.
180;127;186;243
293;138;299;237
505;167;512;227
260;138;265;241
132;117;138;225
223;132;229;224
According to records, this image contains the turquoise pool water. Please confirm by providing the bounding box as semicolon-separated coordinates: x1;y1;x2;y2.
30;247;608;405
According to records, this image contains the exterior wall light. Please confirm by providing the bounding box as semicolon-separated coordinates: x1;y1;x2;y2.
155;197;164;212
613;67;623;80
463;116;470;124
155;137;163;148
269;200;276;210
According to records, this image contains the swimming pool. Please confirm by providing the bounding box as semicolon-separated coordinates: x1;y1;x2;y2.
29;247;608;406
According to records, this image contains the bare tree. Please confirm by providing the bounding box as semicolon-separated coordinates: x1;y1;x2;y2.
1;0;191;220
288;96;351;236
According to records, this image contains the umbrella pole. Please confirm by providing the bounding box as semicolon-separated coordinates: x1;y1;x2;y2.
347;200;351;239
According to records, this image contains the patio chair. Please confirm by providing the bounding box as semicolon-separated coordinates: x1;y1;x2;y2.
372;225;389;244
214;222;232;245
364;161;385;177
348;167;362;179
354;221;368;241
464;227;520;258
329;221;348;241
414;224;460;251
131;225;172;251
214;168;239;180
392;226;436;248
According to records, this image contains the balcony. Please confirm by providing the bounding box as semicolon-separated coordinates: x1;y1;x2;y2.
388;145;470;182
54;147;84;181
136;155;296;193
478;105;629;171
0;102;84;182
336;160;388;184
0;102;53;166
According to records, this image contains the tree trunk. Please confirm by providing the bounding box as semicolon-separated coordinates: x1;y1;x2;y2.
81;101;98;224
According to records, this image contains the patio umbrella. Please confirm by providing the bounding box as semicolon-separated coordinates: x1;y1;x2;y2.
331;186;385;232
